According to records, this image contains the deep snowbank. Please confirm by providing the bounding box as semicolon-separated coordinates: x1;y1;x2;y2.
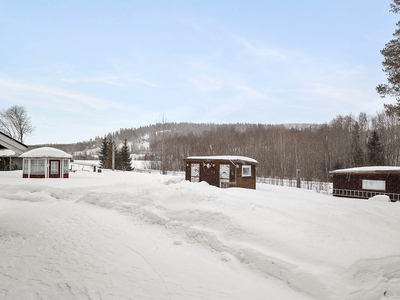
1;171;399;300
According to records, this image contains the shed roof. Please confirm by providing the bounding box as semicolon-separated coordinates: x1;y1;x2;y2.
185;155;258;164
330;166;400;174
20;147;72;159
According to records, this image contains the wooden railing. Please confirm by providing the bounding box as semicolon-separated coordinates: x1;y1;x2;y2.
333;188;400;201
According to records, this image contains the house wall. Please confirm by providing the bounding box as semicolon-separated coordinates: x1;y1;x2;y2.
333;172;400;200
0;157;10;171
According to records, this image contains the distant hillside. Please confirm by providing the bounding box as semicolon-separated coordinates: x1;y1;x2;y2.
30;122;314;160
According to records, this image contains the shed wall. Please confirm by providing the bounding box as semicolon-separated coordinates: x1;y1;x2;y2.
236;165;256;189
333;172;400;200
185;159;256;189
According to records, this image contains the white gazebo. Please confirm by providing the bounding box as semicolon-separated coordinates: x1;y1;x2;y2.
20;147;72;179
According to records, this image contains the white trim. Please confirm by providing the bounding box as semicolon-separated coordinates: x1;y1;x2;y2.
242;165;251;177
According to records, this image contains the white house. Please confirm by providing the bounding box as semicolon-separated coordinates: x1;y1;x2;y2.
20;147;72;179
0;131;28;171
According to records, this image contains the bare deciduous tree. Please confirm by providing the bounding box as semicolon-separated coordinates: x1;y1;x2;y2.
0;105;35;143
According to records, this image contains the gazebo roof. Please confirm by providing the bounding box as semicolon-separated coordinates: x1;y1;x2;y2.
20;147;72;159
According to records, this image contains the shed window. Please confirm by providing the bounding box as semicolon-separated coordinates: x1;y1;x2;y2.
362;180;385;191
242;165;251;177
31;159;45;175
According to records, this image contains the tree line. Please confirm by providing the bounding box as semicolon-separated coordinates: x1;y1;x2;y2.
149;112;392;181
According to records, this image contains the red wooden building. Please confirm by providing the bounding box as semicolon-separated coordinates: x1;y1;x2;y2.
184;156;258;189
20;147;72;179
330;166;400;201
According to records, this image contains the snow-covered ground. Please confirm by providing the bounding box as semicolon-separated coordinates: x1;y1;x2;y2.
1;171;399;300
71;159;153;172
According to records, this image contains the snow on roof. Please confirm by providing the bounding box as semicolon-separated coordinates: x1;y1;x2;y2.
20;147;72;159
330;166;400;174
0;149;16;157
186;155;258;164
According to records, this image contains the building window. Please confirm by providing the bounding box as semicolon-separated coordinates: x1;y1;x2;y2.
362;180;385;191
242;165;251;177
23;160;28;174
31;159;45;175
50;161;59;174
63;160;69;174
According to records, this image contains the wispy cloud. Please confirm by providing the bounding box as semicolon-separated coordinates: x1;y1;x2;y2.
191;75;222;93
231;34;287;61
291;63;385;114
0;78;126;111
63;75;158;88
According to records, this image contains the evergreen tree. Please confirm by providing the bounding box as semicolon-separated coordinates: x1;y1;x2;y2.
115;148;122;170
99;136;109;169
377;0;400;115
119;139;133;171
367;131;385;166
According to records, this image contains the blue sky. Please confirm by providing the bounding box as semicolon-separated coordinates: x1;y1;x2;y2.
0;0;397;144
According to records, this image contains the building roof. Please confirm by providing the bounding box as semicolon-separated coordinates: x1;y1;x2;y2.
20;147;72;159
0;149;17;157
185;155;258;164
0;131;28;155
330;166;400;174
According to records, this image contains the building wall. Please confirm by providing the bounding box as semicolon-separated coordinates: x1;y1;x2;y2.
200;162;220;187
236;164;256;189
333;172;400;200
185;160;256;189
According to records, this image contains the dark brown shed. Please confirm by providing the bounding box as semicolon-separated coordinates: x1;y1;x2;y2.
184;156;258;189
330;166;400;201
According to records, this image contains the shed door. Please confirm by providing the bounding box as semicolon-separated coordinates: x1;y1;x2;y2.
49;160;61;178
220;164;230;187
191;163;200;182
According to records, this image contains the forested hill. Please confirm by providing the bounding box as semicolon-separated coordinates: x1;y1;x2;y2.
30;111;400;181
30;122;314;154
